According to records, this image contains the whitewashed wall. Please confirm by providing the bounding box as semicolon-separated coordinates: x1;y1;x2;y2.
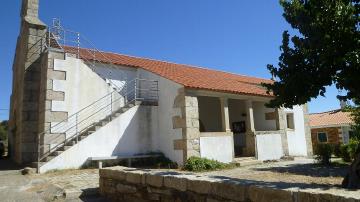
92;63;137;89
40;106;155;173
51;56;119;140
137;69;184;165
256;133;284;160
200;136;234;163
285;105;308;156
253;102;277;131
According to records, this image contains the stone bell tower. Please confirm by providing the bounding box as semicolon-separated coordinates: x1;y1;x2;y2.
8;0;47;164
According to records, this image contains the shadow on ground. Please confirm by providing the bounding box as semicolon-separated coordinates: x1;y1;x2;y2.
252;163;348;178
206;174;344;191
0;157;22;171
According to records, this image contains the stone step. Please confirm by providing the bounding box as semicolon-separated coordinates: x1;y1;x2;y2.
51;150;63;156
66;141;76;146
44;156;55;162
88;130;96;135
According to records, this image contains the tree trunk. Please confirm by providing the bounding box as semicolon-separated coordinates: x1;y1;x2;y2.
342;152;360;189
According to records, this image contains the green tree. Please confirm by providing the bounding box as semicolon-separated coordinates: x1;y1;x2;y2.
0;121;8;141
264;0;360;188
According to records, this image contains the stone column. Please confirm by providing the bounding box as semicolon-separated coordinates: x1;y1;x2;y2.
244;100;255;156
220;98;231;132
172;89;201;165
8;0;47;164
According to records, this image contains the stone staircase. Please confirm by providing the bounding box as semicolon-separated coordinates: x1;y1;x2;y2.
33;101;142;168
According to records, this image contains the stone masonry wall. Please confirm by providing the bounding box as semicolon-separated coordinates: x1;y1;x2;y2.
9;0;47;163
172;88;200;164
100;166;359;202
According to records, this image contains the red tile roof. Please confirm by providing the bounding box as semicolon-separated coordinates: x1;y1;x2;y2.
64;46;273;97
309;109;353;128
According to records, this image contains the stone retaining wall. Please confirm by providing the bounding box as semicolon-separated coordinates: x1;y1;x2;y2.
99;166;359;202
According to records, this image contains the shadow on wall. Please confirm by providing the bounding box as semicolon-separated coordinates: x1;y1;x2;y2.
111;106;155;156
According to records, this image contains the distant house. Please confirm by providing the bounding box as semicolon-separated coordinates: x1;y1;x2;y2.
309;109;353;149
9;0;313;173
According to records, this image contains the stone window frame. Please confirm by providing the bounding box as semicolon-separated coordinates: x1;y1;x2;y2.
317;132;328;143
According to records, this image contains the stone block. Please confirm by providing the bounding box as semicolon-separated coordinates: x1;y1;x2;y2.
164;175;187;192
185;128;200;139
185;96;198;107
126;171;143;184
47;69;66;80
46;79;53;90
210;180;246;201
46;90;64;101
147;186;172;196
185;107;199;119
187;177;212;194
116;183;137;194
100;168;127;181
172;116;186;129
146;173;164;187
45;111;68;122
248;186;293;202
186;118;199;128
173;139;184;150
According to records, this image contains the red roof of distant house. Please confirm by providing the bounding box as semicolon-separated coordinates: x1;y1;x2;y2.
309;109;353;128
64;46;273;97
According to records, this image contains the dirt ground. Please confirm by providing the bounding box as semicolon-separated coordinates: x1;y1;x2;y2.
0;157;356;201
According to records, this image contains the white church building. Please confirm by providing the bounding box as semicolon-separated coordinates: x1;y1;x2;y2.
9;0;313;173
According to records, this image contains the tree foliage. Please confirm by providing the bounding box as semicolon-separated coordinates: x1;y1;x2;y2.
264;0;360;108
0;121;8;141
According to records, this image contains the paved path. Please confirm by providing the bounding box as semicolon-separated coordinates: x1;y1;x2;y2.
0;158;106;201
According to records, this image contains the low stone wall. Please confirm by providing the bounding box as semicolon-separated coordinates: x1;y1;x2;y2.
99;166;359;202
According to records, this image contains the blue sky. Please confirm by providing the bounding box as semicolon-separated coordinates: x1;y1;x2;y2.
0;0;341;120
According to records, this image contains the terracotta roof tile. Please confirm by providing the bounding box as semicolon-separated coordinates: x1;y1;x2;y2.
309;109;353;128
64;46;273;97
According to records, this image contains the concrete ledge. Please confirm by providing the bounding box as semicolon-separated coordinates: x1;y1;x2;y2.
99;167;360;202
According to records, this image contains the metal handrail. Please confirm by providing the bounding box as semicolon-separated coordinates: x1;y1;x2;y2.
37;78;158;162
34;20;159;171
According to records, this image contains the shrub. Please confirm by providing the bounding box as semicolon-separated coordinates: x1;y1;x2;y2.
339;139;360;162
314;143;333;165
340;144;352;162
348;139;360;160
183;157;227;171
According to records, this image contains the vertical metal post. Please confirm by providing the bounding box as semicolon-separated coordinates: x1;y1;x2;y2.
134;79;137;103
75;113;79;143
37;133;41;173
110;92;113;121
48;29;51;48
125;82;128;105
77;32;80;59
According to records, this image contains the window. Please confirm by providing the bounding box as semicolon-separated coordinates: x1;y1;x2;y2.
317;132;328;143
286;113;295;129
